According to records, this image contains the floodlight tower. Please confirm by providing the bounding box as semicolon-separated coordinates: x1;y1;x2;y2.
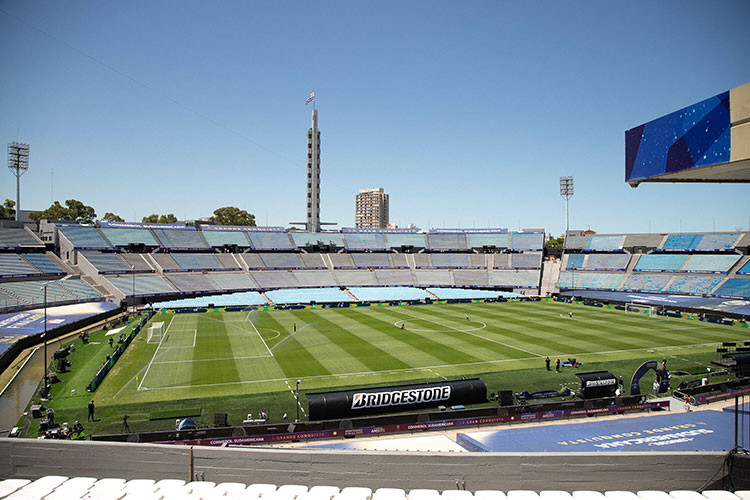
8;142;30;221
559;176;574;234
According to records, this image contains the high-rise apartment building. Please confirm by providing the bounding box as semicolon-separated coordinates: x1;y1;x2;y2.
355;188;389;228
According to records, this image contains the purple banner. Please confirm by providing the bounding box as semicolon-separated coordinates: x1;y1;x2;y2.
694;386;750;405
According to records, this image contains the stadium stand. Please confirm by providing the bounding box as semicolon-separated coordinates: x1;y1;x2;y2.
151;228;208;250
414;270;453;286
246;231;294;250
300;253;327;269
329;253;356;269
79;252;131;274
492;254;510;269
467;232;510;249
681;254;740;273
563;235;590;250
152;291;266;308
58;226;112;249
207;272;257;291
99;228;159;247
23;254;66;275
0;254;42;278
351;253;392;268
633;254;687;272
664;276;723;295
55;278;102;300
413;254;432;268
695;233;740;250
0;281;73;306
249;271;300;289
259;253;304;269
240;253;265;269
557;271;579;289
334;270;378;286
510;252;542;269
578;273;623;290
660;234;703;251
583;253;630;271
491;270;540;288
564;254;585;270
214;253;241;270
620;273;671;292
290;232;345;248
510;232;544;250
453;270;489;286
431;253;470;268
468;254;486;268
150;253;180;272
166;273;219;293
390;254;409;268
738;259;750;275
267;287;352;304
120;253;154;272
384;233;427;250
714;278;750;298
343;232;387;251
292;270;339;287
0;227;43;248
622;233;665;249
588;235;624;251
427;233;468;250
106;275;176;297
348;286;430;302
374;269;416;286
200;230;252;248
427;288;518;299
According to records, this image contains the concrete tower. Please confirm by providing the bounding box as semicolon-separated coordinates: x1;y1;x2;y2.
306;109;321;232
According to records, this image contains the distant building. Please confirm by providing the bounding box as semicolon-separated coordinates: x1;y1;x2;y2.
355;188;389;228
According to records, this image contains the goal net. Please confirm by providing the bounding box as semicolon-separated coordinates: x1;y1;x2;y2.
625;303;657;318
147;322;165;344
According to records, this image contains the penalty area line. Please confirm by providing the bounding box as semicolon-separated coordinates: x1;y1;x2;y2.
137;315;175;391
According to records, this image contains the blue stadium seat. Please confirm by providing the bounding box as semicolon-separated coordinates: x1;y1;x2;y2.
467;233;510;249
23;254;65;275
664;276;722;295
348;286;430;302
267;288;352;304
58;226;112;249
151;229;208;250
681;254;740;273
714;278;750;298
247;231;294;250
633;254;686;272
291;232;345;248
510;232;544;251
427;233;468;251
201;230;252;248
564;254;585;270
583;254;630;271
588;235;624;251
661;234;702;251
384;233;428;250
100;228;159;247
344;233;387;251
620;274;671;292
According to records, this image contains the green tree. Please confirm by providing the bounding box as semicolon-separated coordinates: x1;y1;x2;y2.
142;213;178;223
210;206;255;226
545;235;565;248
142;214;159;223
102;212;125;222
0;199;16;220
30;199;96;224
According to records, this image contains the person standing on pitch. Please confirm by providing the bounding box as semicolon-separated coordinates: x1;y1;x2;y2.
652;378;660;398
88;400;95;422
555;358;561;372
545;357;551;371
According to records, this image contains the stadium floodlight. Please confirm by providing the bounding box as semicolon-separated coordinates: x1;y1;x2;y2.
8;142;30;221
559;176;574;234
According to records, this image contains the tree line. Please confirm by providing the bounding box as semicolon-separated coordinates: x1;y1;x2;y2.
0;198;256;226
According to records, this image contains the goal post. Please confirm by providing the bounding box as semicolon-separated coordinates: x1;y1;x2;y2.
625;303;657;318
147;321;165;344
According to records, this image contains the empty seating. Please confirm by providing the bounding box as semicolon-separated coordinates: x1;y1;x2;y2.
469;254;486;268
106;275;175;296
166;273;219;293
150;253;180;271
384;233;427;249
578;273;623;290
427;233;468;250
292;270;339;287
0;281;72;306
120;253;154;272
620;274;671;292
738;259;750;275
622;233;665;249
714;278;750;298
431;253;470;268
681;254;740;273
584;254;630;271
491;270;540;288
267;288;351;304
510;232;544;250
334;270;378;286
374;269;415;286
467;233;510;249
214;253;241;269
557;271;579;289
664;276;722;295
415;270;453;286
564;254;585;270
351;253;392;268
55;279;101;300
23;253;66;274
329;253;356;268
454;270;489;286
661;234;703;251
588;235;624;251
201;230;252;248
208;272;257;291
259;253;303;268
152;291;266;308
695;233;740;250
291;232;345;248
0;227;42;248
58;226;112;249
241;253;265;269
564;235;590;249
633;254;686;272
427;288;515;299
0;254;42;277
100;227;159;247
413;254;432;268
492;254;510;269
80;252;131;273
390;254;409;268
344;232;387;250
151;228;208;249
247;232;294;250
300;253;327;268
510;252;542;269
250;271;300;289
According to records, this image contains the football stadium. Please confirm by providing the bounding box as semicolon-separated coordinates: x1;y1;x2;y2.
1;3;750;497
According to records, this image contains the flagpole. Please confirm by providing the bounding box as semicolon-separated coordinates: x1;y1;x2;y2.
313;90;316;110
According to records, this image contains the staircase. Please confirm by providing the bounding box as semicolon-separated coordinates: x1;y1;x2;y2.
540;259;561;296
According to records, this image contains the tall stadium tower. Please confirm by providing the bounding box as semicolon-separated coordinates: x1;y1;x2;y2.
306;108;321;232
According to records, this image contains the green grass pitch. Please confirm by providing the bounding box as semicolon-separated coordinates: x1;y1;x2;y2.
37;300;748;435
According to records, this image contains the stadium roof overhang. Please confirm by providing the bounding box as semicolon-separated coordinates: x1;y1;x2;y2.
627;158;750;188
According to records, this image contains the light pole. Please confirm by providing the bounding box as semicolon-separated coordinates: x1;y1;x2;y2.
8;142;30;221
40;283;48;398
559;176;574;235
295;379;301;422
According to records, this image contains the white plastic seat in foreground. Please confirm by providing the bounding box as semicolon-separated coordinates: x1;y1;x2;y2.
276;485;310;500
670;492;705;500
507;492;540;500
637;492;673;500
247;483;279;499
122;479;157;494
734;493;750;500
573;492;606;500
605;493;639;500
184;481;217;496
702;492;740;500
46;478;98;500
0;479;31;498
153;479;186;497
215;482;248;496
336;486;373;500
540;491;574;500
7;476;69;500
83;477;127;499
373;487;408;500
410;489;441;500
122;493;161;500
308;486;341;500
475;490;507;500
442;490;476;500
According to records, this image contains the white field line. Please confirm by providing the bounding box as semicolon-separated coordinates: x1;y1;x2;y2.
247;317;273;357
396;310;545;358
139;339;727;392
137;315;175;391
193;328;197;348
152;354;273;365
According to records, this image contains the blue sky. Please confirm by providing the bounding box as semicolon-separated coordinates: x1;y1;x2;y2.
1;1;748;236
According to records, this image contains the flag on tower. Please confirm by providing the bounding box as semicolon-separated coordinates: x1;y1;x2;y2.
306;92;315;105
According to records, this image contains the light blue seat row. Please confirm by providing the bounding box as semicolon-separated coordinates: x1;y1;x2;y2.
107;275;176;296
633;254;686;271
431;253;470;267
491;270;540;288
427;233;468;250
714;278;750;298
207;272;257;291
454;270;489;286
80;252;130;273
290;232;345;248
510;252;542;268
343;233;387;250
620;273;671;292
588;235;624;251
151;228;208;249
329;253;356;268
414;270;453;286
201;230;252;247
661;233;703;250
351;253;392;268
374;269;415;286
249;271;300;288
152;291;266;308
100;228;159;247
384;233;428;248
334;270;378;286
56;279;101;300
259;253;303;268
664;276;722;295
58;226;112;249
247;232;294;250
348;286;430;302
510;232;544;250
23;254;65;274
681;254;740;273
166;273;218;293
584;253;630;270
564;235;590;249
0;227;42;248
565;254;585;270
0;280;73;306
696;233;739;250
427;287;521;299
292;270;339;287
467;233;510;248
0;254;39;277
558;271;579;289
267;287;352;304
738;260;750;275
578;272;623;289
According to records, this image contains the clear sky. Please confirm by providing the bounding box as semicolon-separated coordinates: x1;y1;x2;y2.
1;1;748;237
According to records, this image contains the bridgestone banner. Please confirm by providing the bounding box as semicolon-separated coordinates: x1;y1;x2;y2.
306;379;487;421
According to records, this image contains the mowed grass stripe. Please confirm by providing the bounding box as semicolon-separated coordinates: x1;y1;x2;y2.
189;314;241;386
327;308;474;367
143;314;194;389
291;310;410;371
